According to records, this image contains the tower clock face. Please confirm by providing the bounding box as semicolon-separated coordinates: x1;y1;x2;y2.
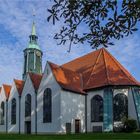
36;51;41;56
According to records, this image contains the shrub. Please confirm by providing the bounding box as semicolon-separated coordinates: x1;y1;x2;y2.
113;117;137;132
136;129;140;132
113;122;124;132
122;118;137;132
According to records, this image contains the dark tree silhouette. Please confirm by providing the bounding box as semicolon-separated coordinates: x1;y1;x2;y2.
47;0;140;52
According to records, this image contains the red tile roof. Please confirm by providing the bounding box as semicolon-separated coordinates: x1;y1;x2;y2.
29;73;42;91
49;62;85;94
49;48;140;93
14;79;24;96
3;84;12;99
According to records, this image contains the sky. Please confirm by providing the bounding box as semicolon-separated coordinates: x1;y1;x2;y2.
0;0;140;86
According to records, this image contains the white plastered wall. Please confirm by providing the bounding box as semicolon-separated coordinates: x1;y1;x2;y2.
20;75;36;134
86;89;104;132
86;87;138;132
0;86;7;132
37;62;62;134
60;90;85;133
8;82;20;133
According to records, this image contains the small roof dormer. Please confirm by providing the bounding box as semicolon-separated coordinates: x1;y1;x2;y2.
3;84;12;100
29;73;42;91
14;79;24;96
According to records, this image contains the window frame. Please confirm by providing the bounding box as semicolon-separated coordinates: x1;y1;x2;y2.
25;94;32;118
113;93;128;122
43;88;52;123
91;95;103;122
11;98;16;125
0;101;5;125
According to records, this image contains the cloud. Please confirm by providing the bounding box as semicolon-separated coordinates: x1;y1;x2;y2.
0;0;139;86
0;42;22;85
108;33;140;80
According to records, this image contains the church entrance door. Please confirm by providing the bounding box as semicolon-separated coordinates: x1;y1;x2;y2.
25;121;31;134
75;119;81;133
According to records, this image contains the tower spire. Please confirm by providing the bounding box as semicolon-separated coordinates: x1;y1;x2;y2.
22;10;43;80
31;9;36;36
28;10;39;48
31;21;36;36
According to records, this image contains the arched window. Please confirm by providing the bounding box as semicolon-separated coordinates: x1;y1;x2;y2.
43;88;52;123
25;94;31;118
11;98;16;124
113;93;128;121
0;102;5;125
91;95;103;122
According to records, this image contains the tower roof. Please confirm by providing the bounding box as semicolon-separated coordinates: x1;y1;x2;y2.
49;48;140;93
28;43;41;50
27;21;41;51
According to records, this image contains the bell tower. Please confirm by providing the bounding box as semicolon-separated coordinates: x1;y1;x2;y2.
22;22;43;80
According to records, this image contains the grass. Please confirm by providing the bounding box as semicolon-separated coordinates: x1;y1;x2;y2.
0;133;140;140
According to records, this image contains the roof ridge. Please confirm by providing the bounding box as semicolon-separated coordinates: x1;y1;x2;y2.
84;48;103;88
62;51;93;65
105;49;138;84
61;48;102;69
102;49;110;85
47;61;60;67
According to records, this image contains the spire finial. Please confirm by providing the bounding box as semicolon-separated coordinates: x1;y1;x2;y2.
32;8;36;19
31;8;36;35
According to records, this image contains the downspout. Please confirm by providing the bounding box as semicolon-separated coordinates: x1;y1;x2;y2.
35;90;37;135
19;95;21;134
6;99;8;133
85;94;87;133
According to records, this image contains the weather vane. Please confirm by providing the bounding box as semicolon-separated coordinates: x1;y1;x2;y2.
32;8;36;21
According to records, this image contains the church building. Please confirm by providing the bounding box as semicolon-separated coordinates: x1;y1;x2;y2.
0;21;140;134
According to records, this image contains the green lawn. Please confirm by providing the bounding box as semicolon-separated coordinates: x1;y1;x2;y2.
0;133;140;140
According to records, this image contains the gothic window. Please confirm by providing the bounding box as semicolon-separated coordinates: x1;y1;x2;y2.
11;98;16;124
43;88;52;123
113;93;128;121
25;94;31;118
0;102;5;125
91;95;103;122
